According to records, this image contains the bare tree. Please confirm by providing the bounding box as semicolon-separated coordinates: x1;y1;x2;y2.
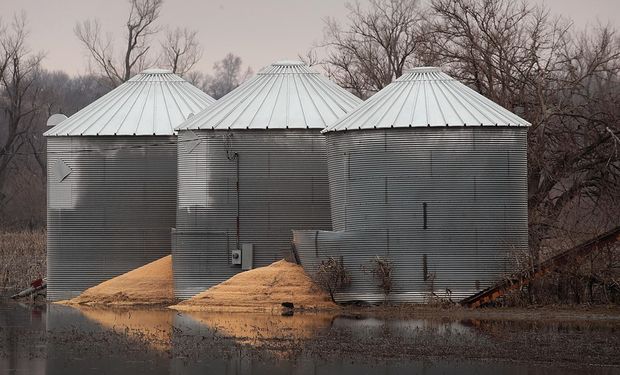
160;27;202;76
317;0;620;305
530;25;620;242
183;70;205;87
0;69;110;228
0;13;44;215
429;0;620;301
318;0;429;98
364;256;393;302
298;49;320;67
202;53;252;99
75;0;163;87
314;256;351;303
0;14;112;228
428;0;571;111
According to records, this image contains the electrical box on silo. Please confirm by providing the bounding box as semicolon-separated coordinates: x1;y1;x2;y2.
231;250;242;265
241;244;253;270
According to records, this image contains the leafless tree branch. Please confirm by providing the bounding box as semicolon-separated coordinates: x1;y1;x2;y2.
159;27;202;76
74;0;163;87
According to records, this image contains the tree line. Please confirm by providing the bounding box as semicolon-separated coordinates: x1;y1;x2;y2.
0;0;251;229
309;0;619;304
1;0;618;302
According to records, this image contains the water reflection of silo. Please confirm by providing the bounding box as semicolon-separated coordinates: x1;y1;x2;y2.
45;304;170;375
0;303;46;375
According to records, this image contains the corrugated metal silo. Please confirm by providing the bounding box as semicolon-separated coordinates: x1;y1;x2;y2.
293;67;530;303
44;69;215;301
173;60;362;299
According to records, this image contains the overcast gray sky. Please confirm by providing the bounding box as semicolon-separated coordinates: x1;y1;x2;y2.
3;0;620;76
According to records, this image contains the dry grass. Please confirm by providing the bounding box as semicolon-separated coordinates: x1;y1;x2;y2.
0;229;46;294
500;242;620;306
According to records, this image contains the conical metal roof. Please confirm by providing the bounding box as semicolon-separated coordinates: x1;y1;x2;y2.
44;69;215;136
324;67;530;133
177;60;362;130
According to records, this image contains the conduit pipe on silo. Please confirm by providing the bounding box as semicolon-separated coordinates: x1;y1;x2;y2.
235;153;240;250
224;132;241;250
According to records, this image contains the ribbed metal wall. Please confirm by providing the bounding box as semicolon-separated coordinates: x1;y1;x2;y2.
173;129;332;299
46;136;177;301
294;127;528;303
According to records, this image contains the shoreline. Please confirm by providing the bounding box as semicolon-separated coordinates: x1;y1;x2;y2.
25;299;620;323
3;299;619;369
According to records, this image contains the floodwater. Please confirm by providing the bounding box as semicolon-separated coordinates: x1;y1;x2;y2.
1;300;619;375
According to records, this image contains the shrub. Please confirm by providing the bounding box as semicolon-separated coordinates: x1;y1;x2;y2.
366;256;393;302
314;256;350;303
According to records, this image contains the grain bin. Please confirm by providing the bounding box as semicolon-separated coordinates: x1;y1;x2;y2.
293;67;530;303
173;60;362;299
44;69;215;301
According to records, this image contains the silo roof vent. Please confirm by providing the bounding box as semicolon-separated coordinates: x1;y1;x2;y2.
403;66;441;74
44;70;215;137
141;68;173;74
176;60;363;130
324;66;531;133
46;113;68;127
271;60;305;66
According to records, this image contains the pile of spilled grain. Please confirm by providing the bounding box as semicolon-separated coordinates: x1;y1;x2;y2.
171;260;337;313
59;255;175;306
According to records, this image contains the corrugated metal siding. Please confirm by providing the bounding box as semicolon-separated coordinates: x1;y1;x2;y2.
46;136;177;301
173;129;332;299
293;127;528;303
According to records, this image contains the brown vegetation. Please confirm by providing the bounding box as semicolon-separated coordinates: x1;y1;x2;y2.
0;229;46;293
503;242;620;306
364;256;393;301
313;256;351;303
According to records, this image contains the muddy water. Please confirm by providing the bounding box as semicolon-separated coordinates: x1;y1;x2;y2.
0;300;619;375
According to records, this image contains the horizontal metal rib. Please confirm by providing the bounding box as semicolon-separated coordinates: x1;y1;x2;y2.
173;129;332;299
294;127;528;303
46;136;177;301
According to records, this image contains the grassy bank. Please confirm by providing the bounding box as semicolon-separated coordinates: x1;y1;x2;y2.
0;229;46;294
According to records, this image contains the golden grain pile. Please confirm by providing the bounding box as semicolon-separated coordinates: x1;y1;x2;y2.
59;255;175;306
171;259;337;313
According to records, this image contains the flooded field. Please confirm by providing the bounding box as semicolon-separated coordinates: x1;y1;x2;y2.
1;299;619;374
